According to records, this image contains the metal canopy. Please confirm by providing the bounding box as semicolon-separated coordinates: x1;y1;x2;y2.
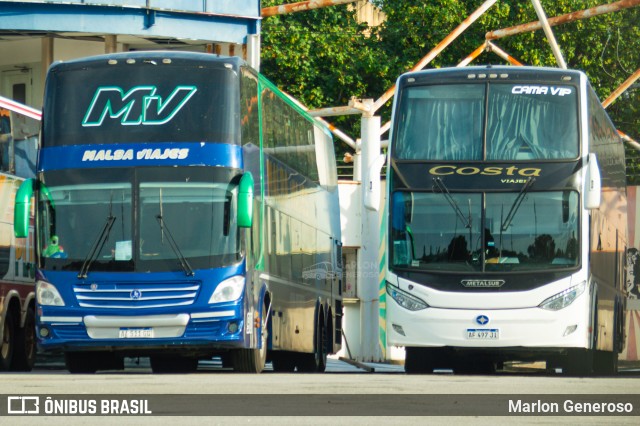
0;1;261;46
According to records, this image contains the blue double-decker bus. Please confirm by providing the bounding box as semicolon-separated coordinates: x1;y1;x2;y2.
14;51;343;373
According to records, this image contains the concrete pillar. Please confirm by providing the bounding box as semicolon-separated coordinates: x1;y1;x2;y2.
356;99;384;362
41;36;53;87
246;34;260;71
105;35;118;54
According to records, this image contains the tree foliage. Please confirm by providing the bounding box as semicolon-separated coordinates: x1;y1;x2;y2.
261;0;640;182
261;0;386;149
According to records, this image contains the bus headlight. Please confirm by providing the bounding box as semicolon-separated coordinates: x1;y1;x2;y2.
36;281;65;306
538;281;586;311
386;282;428;311
209;276;245;304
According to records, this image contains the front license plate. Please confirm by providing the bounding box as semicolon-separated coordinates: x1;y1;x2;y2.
466;328;499;340
118;328;154;339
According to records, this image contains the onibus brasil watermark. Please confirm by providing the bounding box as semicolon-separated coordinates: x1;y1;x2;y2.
7;396;151;415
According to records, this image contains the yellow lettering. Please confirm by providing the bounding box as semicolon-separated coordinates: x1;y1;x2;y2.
505;166;518;175
429;165;455;175
428;165;542;178
481;167;502;176
519;168;541;177
456;167;480;175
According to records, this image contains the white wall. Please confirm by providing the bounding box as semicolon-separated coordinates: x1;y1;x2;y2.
0;37;117;108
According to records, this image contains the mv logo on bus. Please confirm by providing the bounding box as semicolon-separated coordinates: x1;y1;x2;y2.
82;85;197;127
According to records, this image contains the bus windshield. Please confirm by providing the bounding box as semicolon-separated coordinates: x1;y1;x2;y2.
38;167;242;273
394;83;579;160
391;190;579;272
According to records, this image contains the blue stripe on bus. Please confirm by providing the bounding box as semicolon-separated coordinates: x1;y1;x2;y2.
38;142;242;171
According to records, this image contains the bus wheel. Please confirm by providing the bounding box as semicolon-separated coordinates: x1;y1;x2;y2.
593;350;618;376
593;302;620;376
231;325;267;373
66;351;123;373
297;315;327;373
405;347;449;374
65;352;98;374
271;350;296;372
150;356;199;373
454;358;496;375
562;348;594;376
12;307;36;371
0;312;16;370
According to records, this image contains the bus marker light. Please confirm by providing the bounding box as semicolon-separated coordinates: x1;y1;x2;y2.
392;324;405;336
563;325;578;336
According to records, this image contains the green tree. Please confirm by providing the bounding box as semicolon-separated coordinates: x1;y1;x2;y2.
261;0;387;160
371;1;639;133
262;1;640;181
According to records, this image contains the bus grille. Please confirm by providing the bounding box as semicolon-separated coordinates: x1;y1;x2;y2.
73;282;200;309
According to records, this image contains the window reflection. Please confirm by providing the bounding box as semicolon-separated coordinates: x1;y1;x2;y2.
390;191;579;272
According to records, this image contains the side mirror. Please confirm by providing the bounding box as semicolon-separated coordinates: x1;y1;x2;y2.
14;178;34;238
584;153;601;210
237;172;254;228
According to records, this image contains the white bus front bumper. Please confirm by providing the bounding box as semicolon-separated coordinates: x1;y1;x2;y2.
386;291;590;350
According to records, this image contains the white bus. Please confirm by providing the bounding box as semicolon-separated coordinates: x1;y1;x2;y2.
385;66;627;375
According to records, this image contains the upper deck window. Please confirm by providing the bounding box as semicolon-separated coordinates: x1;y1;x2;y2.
395;84;484;160
394;82;579;161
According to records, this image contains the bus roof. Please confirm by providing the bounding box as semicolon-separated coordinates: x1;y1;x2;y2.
398;65;586;86
47;50;248;74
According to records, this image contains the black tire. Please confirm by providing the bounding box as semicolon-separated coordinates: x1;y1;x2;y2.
65;352;98;374
270;350;296;372
220;353;233;369
231;305;268;373
593;350;618;376
0;312;16;370
231;344;267;373
297;313;327;373
65;351;124;374
150;356;199;373
562;348;594;376
592;300;621;376
454;358;496;375
405;347;451;374
12;307;36;371
404;347;432;374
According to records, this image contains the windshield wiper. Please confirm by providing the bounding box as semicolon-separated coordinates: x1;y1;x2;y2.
77;214;116;279
433;177;472;229
500;177;535;232
155;188;194;276
155;214;194;276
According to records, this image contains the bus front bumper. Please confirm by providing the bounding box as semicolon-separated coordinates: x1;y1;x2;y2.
386;294;590;350
37;311;246;352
